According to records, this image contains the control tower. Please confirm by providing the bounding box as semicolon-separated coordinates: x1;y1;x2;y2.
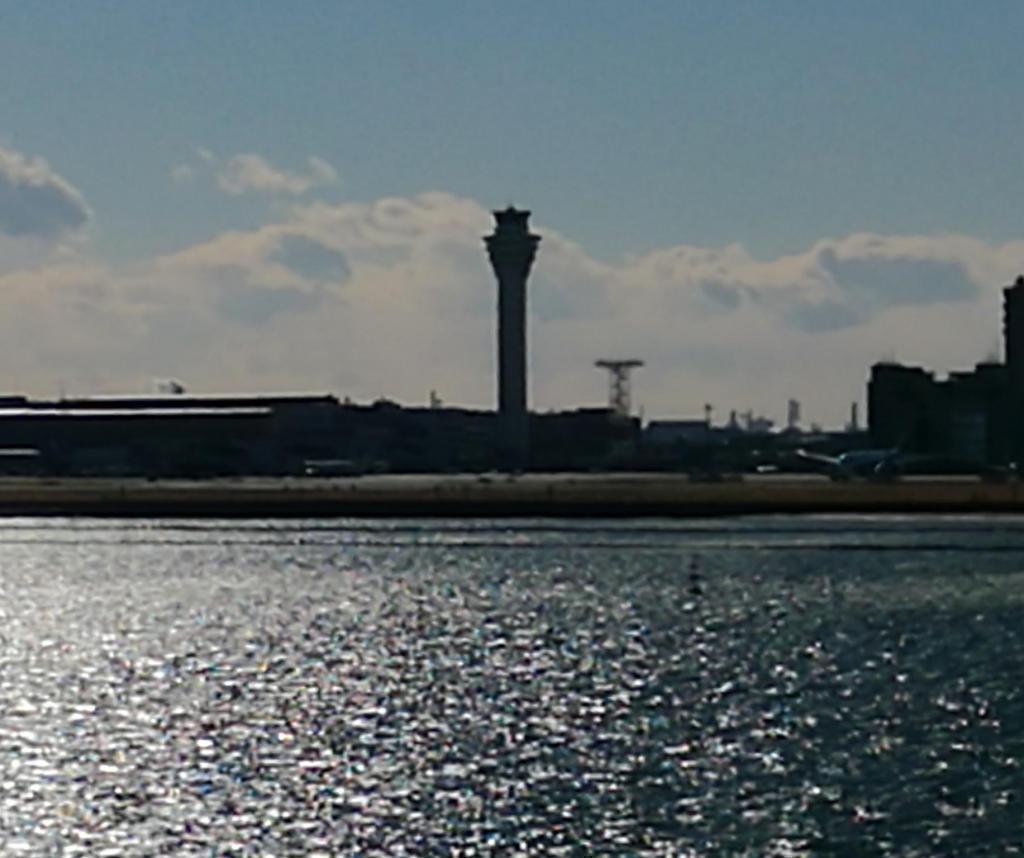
485;207;540;468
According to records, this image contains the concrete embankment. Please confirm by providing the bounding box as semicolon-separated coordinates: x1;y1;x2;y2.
0;474;1021;517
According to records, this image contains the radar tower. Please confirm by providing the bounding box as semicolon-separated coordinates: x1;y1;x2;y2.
595;359;644;417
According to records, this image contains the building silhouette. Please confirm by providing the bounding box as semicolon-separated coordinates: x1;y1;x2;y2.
868;276;1024;465
1005;276;1024;395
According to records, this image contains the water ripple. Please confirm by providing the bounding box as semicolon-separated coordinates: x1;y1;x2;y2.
0;517;1021;854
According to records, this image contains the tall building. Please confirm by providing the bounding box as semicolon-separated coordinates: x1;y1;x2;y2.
866;274;1024;466
868;363;935;451
1004;275;1024;393
484;207;540;468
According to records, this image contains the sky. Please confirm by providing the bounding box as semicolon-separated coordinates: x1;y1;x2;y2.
2;2;1024;426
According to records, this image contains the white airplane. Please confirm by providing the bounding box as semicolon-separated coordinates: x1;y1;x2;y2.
793;447;921;479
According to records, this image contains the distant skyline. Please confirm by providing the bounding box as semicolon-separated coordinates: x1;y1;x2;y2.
2;2;1024;425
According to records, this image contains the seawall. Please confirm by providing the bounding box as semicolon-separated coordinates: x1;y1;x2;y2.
0;474;1021;517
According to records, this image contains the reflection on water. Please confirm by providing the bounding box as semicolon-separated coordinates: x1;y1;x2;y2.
1;516;1023;855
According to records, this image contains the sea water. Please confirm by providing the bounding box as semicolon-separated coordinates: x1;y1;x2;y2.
0;516;1022;855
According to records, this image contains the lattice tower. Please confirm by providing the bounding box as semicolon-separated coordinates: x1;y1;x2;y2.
595;359;644;417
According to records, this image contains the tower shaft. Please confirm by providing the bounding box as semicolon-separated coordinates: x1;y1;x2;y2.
496;269;527;417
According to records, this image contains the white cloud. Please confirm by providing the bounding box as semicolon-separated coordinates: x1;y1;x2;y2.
0;146;91;239
0;190;1020;426
171;148;339;196
215;153;338;196
306;156;337;186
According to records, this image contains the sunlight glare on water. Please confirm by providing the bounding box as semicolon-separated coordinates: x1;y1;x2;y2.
0;516;1022;855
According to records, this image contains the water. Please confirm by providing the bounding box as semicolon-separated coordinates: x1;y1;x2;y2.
1;516;1023;855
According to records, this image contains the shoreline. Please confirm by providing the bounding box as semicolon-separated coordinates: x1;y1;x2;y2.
0;473;1021;517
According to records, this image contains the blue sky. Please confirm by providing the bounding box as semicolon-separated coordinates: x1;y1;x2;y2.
1;3;1023;423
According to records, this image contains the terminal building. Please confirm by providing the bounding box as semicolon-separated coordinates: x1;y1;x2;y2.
0;392;636;477
868;276;1024;466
